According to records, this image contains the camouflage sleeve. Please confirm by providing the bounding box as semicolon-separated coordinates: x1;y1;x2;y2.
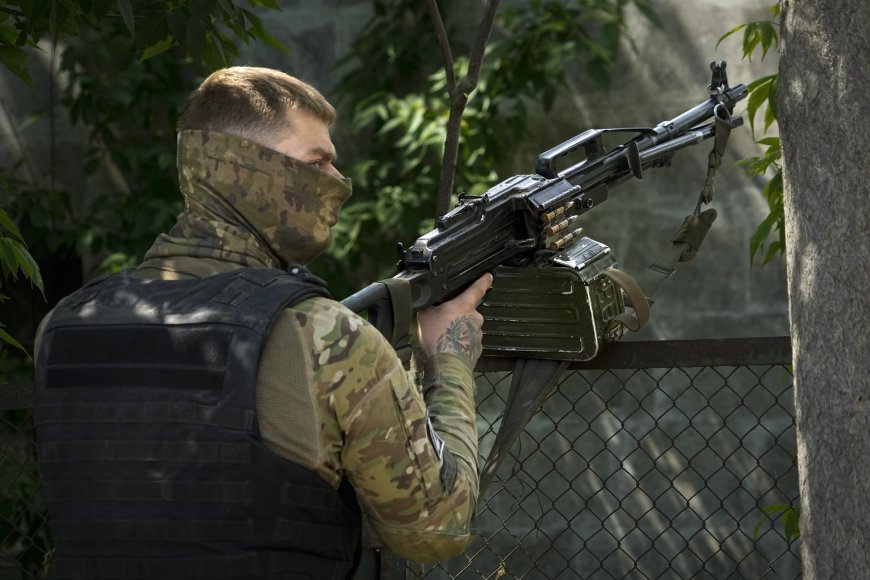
419;352;479;498
305;299;479;563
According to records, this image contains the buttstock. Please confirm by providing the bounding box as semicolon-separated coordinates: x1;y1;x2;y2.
341;282;394;338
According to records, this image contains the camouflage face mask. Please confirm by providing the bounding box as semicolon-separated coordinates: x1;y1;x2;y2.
167;130;352;268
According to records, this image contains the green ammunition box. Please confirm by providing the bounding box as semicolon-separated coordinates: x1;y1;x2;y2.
479;237;625;361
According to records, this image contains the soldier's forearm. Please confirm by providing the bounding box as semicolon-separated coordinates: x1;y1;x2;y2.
422;352;479;470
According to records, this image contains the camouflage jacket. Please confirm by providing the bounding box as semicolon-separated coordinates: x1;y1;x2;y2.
130;131;481;563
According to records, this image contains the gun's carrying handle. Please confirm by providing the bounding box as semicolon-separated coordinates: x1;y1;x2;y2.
535;129;603;179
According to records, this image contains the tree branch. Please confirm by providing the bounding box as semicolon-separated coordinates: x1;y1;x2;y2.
434;0;501;219
426;0;456;95
465;0;499;93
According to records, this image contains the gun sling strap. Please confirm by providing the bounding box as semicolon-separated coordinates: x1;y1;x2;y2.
478;110;733;498
379;278;414;368
341;277;414;368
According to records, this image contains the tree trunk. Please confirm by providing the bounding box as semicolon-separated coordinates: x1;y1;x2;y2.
779;0;870;577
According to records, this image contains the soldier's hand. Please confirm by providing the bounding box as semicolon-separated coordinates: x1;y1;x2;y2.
417;273;494;368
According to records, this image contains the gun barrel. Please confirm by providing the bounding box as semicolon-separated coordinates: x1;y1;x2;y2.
640;127;710;164
655;84;748;138
542;84;748;187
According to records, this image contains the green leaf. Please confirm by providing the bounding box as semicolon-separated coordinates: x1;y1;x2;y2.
13;243;45;294
746;75;775;134
749;211;777;263
139;36;174;61
763;241;781;264
758;503;801;540
0;324;29;358
764;74;779;131
18;111;45;132
407;105;425;137
736;155;770;178
632;0;663;29
742;22;766;61
216;0;236;16
250;0;283;10
0;46;34;90
0;238;19;279
748;165;785;265
746;74;775;98
761;504;789;516
0;234;44;292
190;0;218;21
759;21;779;60
0;19;17;42
727;19;779;62
764;102;777;133
248;22;286;52
116;0;135;35
98;252;136;272
783;512;800;541
135;12;171;52
240;9;287;52
201;32;228;70
763;170;784;207
716;24;746;50
737;138;781;178
0;207;24;243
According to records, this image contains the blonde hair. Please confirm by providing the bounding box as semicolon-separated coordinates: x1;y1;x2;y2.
178;67;335;142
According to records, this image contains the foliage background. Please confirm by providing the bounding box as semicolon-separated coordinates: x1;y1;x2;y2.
0;1;786;368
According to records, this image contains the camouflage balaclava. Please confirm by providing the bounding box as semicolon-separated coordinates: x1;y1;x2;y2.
142;130;352;269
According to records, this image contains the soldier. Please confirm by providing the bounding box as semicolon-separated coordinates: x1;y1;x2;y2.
34;66;492;579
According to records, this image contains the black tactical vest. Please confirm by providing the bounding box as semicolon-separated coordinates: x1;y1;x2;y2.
34;267;362;579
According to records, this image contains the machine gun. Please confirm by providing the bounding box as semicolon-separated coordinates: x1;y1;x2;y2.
344;62;747;494
343;61;747;353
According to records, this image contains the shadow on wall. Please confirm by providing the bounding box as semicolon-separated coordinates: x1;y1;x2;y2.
532;1;786;341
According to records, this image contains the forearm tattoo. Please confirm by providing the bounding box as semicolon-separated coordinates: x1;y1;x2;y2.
435;316;482;366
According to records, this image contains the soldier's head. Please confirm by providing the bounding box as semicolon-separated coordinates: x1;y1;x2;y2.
178;67;342;177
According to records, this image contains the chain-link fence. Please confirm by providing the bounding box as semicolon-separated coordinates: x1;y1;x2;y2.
1;384;51;579
1;338;799;579
417;337;800;579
